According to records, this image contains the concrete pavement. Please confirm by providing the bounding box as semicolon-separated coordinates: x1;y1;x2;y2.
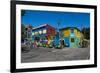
21;47;90;63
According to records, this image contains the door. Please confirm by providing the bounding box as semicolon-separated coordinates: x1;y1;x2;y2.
70;38;77;48
60;40;65;47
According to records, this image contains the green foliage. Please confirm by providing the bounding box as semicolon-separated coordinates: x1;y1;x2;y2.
21;10;26;16
55;44;62;49
48;44;53;48
81;27;90;40
21;24;27;41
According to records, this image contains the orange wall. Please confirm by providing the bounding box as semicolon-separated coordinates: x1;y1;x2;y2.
61;29;82;38
62;29;70;37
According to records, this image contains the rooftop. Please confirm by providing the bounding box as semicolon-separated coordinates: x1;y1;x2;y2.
32;24;56;30
32;24;47;30
60;27;81;32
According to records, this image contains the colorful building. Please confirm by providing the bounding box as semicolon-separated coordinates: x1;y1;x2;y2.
32;24;56;47
32;24;83;48
60;27;83;48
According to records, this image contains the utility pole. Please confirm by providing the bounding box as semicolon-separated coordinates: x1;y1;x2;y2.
57;20;61;38
57;20;60;40
57;19;62;48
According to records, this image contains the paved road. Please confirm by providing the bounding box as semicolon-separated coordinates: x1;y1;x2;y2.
21;47;90;63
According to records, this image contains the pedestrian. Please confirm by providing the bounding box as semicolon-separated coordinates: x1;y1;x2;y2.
33;41;37;48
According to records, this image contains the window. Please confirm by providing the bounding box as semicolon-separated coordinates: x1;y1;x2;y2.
39;30;42;34
35;32;38;35
32;32;34;35
43;29;46;34
71;29;74;33
71;38;74;42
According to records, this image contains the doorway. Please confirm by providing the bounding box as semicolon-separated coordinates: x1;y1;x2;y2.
70;38;77;48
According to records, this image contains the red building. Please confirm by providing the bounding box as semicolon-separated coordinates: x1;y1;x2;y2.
32;24;56;46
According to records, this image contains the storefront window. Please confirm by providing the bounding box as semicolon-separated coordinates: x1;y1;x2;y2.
32;32;34;35
39;30;42;34
35;32;38;35
43;29;46;34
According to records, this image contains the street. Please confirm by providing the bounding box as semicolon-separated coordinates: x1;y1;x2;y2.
21;47;90;63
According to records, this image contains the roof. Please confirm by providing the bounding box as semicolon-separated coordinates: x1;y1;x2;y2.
32;24;55;30
32;24;47;30
60;27;81;32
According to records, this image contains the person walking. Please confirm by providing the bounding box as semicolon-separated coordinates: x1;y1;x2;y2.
33;41;37;48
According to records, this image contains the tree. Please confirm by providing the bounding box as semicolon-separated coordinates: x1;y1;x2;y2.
21;10;26;16
21;24;27;42
81;27;90;40
21;10;26;42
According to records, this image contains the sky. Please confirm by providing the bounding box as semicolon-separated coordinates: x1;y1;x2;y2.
21;10;90;30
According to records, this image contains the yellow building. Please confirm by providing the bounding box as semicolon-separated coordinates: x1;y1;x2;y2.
60;27;83;48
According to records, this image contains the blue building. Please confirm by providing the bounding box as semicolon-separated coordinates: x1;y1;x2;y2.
59;27;83;48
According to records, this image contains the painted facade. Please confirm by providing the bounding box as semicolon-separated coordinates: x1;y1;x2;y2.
60;27;83;48
32;24;56;47
32;24;83;48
